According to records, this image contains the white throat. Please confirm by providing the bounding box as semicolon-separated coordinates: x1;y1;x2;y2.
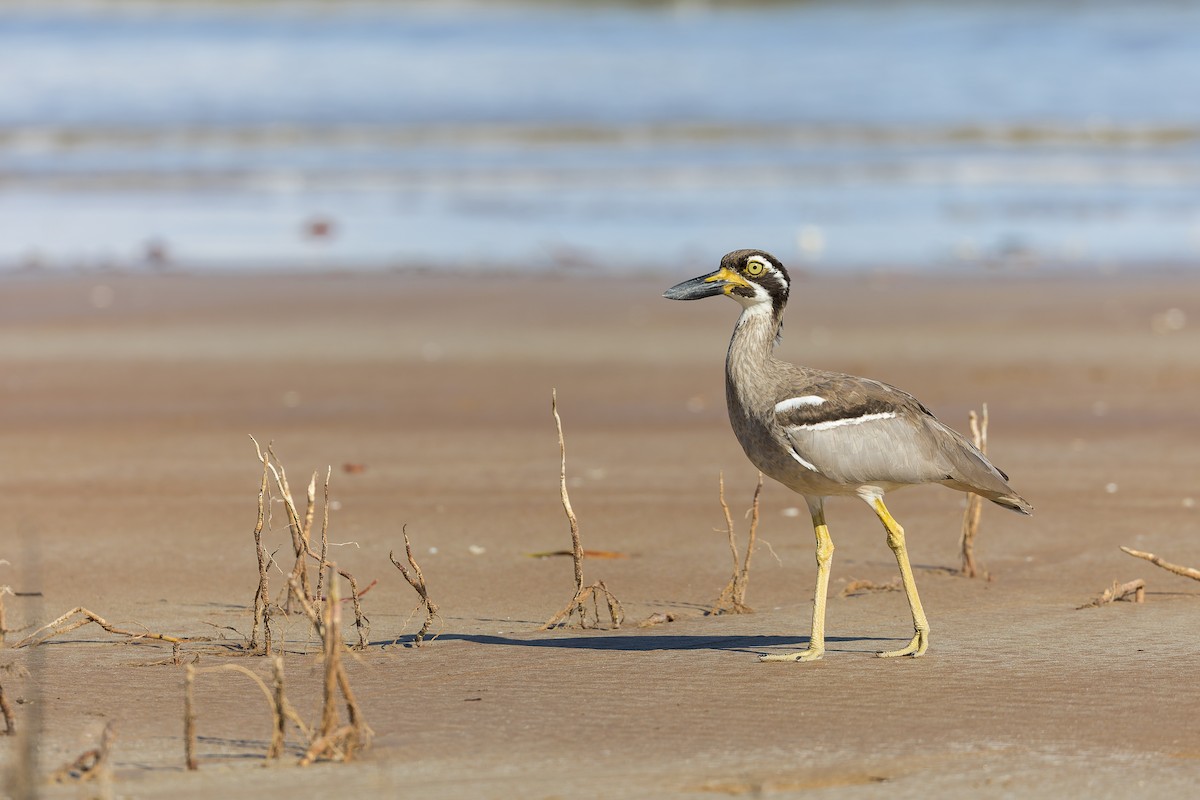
732;298;780;347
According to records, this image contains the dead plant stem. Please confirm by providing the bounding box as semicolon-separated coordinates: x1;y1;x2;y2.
541;390;623;630
250;436;273;654
1120;546;1200;581
959;405;988;577
1;679;13;735
14;607;195;649
389;525;440;645
184;664;197;770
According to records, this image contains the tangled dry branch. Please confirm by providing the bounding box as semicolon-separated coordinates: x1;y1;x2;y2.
389;525;440;646
541;389;623;630
711;472;764;614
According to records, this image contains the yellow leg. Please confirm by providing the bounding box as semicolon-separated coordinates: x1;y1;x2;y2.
762;500;833;663
871;498;930;658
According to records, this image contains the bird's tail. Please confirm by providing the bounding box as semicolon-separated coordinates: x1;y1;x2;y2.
942;482;1033;515
976;489;1033;516
933;419;1033;515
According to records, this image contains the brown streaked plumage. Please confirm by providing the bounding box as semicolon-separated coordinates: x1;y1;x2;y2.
664;249;1031;660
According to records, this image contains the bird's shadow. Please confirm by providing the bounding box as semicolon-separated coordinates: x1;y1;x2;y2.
394;632;892;655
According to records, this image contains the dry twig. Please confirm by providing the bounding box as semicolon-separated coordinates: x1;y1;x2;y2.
183;663;198;770
959;405;988;578
50;721;116;784
268;451;316;614
0;684;12;736
1077;578;1146;609
315;469;332;605
286;574;324;640
541;390;623;630
0;584;10;647
1120;546;1200;581
0;567;39;648
298;570;371;765
249;436;274;654
840;577;902;597
184;629;348;770
553;388;584;618
710;472;764;614
0;665;25;735
335;567;370;650
253;441;370;648
389;525;440;646
528;549;628;559
13;607;201;649
184;661;290;770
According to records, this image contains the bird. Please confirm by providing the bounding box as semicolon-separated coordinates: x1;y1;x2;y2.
663;249;1031;660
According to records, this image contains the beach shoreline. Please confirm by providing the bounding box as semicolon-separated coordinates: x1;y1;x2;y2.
1;267;1199;797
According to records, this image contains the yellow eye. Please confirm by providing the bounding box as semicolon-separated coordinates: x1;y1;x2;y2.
745;258;766;276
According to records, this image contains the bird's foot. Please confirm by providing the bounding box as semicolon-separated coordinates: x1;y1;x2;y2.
760;648;824;663
876;629;928;658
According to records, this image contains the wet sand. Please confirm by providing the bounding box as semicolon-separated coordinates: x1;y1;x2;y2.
1;267;1199;798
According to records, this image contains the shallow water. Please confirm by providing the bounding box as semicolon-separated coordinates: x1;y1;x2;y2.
1;1;1199;272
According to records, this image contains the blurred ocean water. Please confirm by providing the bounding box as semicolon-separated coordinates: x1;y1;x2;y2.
1;0;1199;273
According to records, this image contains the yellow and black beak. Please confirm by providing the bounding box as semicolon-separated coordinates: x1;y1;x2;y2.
662;266;749;301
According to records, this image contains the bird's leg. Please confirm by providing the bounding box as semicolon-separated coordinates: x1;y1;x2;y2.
761;498;832;663
871;498;929;658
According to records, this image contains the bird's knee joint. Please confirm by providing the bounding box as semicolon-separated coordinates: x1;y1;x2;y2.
815;541;834;564
885;529;906;551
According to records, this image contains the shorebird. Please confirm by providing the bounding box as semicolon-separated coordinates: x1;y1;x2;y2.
664;249;1031;660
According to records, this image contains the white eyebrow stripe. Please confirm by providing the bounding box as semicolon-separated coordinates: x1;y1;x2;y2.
795;411;898;431
775;395;826;413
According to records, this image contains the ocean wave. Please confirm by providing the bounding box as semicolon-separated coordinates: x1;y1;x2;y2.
4;121;1200;152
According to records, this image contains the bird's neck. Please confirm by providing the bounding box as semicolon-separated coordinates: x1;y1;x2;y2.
725;302;784;416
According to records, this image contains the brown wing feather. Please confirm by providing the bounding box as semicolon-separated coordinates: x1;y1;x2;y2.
773;371;1029;513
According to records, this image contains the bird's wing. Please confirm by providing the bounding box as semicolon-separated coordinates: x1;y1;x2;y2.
772;375;953;486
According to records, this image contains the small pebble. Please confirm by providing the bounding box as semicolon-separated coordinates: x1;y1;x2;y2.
1104;483;1118;494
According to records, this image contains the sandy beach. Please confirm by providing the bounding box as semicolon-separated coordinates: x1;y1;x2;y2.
2;267;1199;798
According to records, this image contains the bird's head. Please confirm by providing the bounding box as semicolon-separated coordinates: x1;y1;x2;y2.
663;249;790;314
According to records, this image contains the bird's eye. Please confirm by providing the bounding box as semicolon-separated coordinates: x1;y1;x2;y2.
745;259;766;276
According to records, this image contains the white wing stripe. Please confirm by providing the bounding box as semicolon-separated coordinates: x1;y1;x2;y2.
774;395;826;413
796;411;897;431
788;449;819;471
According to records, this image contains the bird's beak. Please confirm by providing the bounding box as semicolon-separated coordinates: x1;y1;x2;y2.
662;266;749;301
